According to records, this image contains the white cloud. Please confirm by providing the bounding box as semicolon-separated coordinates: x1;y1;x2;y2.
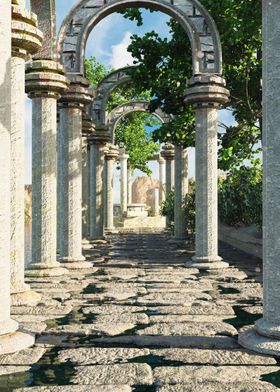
109;32;135;69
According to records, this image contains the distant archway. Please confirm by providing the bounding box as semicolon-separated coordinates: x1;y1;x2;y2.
58;0;222;76
107;100;171;142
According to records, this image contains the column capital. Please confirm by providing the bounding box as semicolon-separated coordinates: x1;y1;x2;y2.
12;4;43;59
158;156;166;165
59;74;93;108
105;144;119;161
82;115;94;138
184;74;230;108
25;59;69;99
119;148;129;161
161;143;175;160
88;127;111;146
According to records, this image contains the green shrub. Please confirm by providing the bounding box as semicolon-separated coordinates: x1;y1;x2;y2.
218;166;262;229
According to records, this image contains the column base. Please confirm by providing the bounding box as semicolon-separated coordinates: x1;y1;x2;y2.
239;328;280;356
59;256;93;270
185;255;229;270
0;330;35;356
25;262;68;277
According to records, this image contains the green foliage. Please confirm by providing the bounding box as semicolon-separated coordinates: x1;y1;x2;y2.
160;184;196;235
115;112;160;175
123;1;262;168
85;56;160;174
84;56;111;86
218;166;262;229
160;191;175;233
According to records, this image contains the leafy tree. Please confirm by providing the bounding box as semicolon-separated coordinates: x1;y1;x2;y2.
85;56;160;174
122;1;262;170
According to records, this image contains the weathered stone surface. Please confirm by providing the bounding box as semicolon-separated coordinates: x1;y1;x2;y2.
0;365;30;375
156;382;280;392
137;322;237;337
135;292;212;306
0;346;46;365
16;387;132;392
47;323;135;336
153;365;280;385
154;303;235;315
71;364;153;385
82;305;147;315
58;347;150;365
149;315;233;323
11;304;72;316
150;348;276;365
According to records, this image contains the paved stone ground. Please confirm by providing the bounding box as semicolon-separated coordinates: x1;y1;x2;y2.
0;232;280;391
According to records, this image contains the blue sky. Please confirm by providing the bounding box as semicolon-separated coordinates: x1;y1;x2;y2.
25;1;234;201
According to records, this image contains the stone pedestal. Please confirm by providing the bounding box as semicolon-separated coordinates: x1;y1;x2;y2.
10;4;42;305
120;149;129;216
239;0;280;356
174;145;189;241
158;156;166;204
184;75;229;270
105;145;119;231
0;0;35;354
161;144;175;196
89;129;110;240
58;76;93;269
25;60;69;277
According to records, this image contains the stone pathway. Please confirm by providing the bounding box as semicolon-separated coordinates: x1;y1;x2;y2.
0;232;279;391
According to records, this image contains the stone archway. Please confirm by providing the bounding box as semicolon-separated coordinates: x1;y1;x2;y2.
93;66;134;127
57;0;222;76
106;100;171;141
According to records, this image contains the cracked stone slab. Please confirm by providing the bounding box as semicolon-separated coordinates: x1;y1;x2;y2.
241;306;263;314
0;347;46;365
146;282;213;292
94;313;149;324
203;268;247;281
134;293;212;306
71;364;153;385
153;303;235;315
16;386;132;391
47;323;135;336
20;321;48;334
150;348;276;365
58;347;150;365
149;315;234;323
92;335;239;349
82;305;147;315
0;365;30;375
107;269;142;280
156;381;280;392
153;365;280;385
11;303;73;316
137;322;237;337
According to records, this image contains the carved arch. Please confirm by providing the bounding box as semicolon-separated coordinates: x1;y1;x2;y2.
58;0;222;76
106;100;171;142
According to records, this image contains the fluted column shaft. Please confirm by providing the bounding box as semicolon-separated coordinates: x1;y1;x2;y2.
174;145;189;240
105;145;118;230
239;0;280;356
82;136;89;239
25;60;68;277
184;75;229;270
127;166;132;205
158;157;166;204
120;150;129;216
10;3;42;305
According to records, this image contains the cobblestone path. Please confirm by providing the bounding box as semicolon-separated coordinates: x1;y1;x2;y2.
0;232;279;391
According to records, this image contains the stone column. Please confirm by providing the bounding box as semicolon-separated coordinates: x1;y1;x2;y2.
161;144;175;196
82;113;94;242
184;75;229;270
10;3;42;305
58;76;93;269
105;145;119;231
25;61;69;277
89;129;110;240
174;145;189;241
127;166;132;205
152;189;160;216
0;0;34;355
158;156;166;204
120;149;129;216
239;0;280;356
